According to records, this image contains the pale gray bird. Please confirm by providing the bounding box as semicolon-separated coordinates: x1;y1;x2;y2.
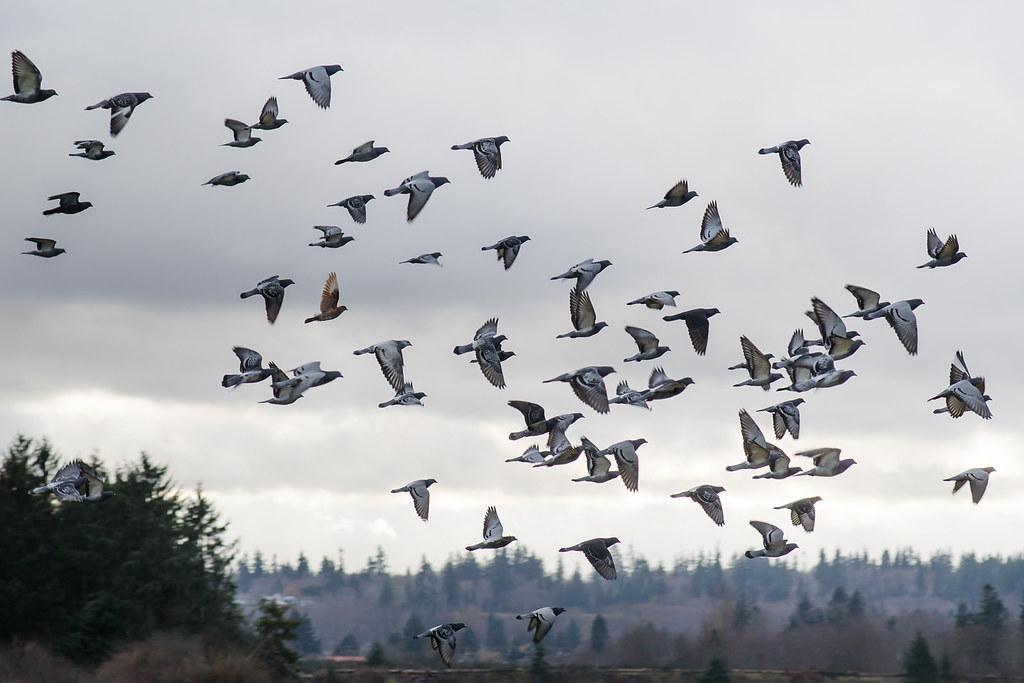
240;275;294;324
646;179;697;209
390;479;436;520
571;438;620;483
451;136;509;178
354;340;411;392
752;450;802;479
308;225;354;249
279;65;342;109
203;171;249;187
453;318;508;389
481;235;531;270
930;351;991;419
559;537;620;580
304;272;347;323
378;383;426;408
918;228;966;268
384;171;450;222
944;467;995;504
608;380;651;410
627;290;679;309
779;368;857;392
465;506;517;551
774;496;822;532
598;439;646;492
641;366;694;402
506;445;548;464
663;307;720;355
221;346;274;388
272;362;342;400
550;258;612;292
758;399;805;440
335;140;389;164
726;409;782;472
808;298;861;358
865;299;924;355
43;192;92;215
843;285;889;319
85;92;153;137
684;201;738;253
69;140;114;160
623;326;670;363
400;252;443;267
516;607;566;644
2;50;57;103
251;96;288;130
745;521;798;558
758;139;809;187
28;460;113;502
327;194;374;224
557;288;607;338
795;448;855;477
670;485;725;526
412;623;466;668
535;418;586;467
543;366;615;414
22;237;65;258
222;118;261;147
733;336;782;390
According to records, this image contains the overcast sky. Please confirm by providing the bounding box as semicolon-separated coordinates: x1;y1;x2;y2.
4;2;1023;578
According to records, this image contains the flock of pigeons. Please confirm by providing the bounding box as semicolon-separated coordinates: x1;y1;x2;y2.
11;46;995;668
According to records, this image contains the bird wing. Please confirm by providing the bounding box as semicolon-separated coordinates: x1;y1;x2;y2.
612;444;639;492
374;344;406;392
352;140;374;154
750;520;785;551
569;288;597;330
811;297;848;341
11;50;42;93
886;303;919;355
405;178;434;221
740;335;771;379
625;326;658;353
346;198;368;224
409;484;430;520
259;96;279;126
769;410;787;440
648;366;670;390
531;613;554;643
780;144;803;186
700;201;724;243
967;471;990;504
583;541;617;580
474;318;499;341
79;463;105;498
225;118;251;141
780;403;801;439
26;237;56;250
684;313;711;355
937;233;959;260
571;369;610;413
695;486;725;526
482;506;503;541
845;285;880;312
664;180;689;200
319;272;339;313
233;346;263;371
303;67;333;109
509;400;546;427
739;409;769;452
798;447;840;468
473;138;501;178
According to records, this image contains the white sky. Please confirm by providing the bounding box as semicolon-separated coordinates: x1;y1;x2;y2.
4;2;1023;577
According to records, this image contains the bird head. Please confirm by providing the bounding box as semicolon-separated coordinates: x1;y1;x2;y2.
432;177;451;188
596;366;616;377
279;279;295;288
137;93;154;103
908;299;925;309
325;65;344;75
707;308;722;317
553;607;567;615
792;398;806;406
425;479;438;486
397;340;412;349
451;623;467;632
518;235;532;242
604;537;621;547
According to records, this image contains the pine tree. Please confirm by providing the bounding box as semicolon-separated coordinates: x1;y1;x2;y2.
291;609;322;656
252;599;301;679
590;614;609;653
902;632;938;683
698;655;731;683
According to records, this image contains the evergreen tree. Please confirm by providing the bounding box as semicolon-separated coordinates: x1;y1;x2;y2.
333;633;358;656
402;613;426;655
252;599;301;679
529;643;551;682
698;655;731;683
902;632;938;683
366;642;387;666
291;609;322;656
976;583;1006;629
590;614;609;653
485;612;507;652
253;550;266;578
561;618;582;652
296;553;310;579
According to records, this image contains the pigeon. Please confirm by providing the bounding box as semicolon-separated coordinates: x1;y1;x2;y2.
390;479;436;520
222;118;261;147
69;140;114;161
641;366;694;402
401;252;443;267
353;340;411;392
608;380;651;410
557;288;607;338
627;291;679;309
757;399;805;439
944;467;995;504
662;308;720;355
794;448;855;477
43;192;91;216
454;319;508;389
481;235;531;270
335;140;389;164
221;346;275;388
623;326;670;363
250;96;288;130
304;272;347;323
559;537;620;580
465;506;517;551
413;623;467;668
929;351;991;419
752;450;802;479
451;136;509;178
384;171;450;222
378;383;426;408
22;237;65;258
598;439;646;492
571;439;620;483
240;275;294;324
506;445;548;464
327;195;374;224
774;497;822;532
864;299;924;355
808;298;860;355
85;92;153;137
2;51;57;103
918;228;966;268
726;409;782;472
262;362;341;405
670;485;726;526
843;285;890;319
516;607;567;644
758;139;809;187
733;336;782;390
279;65;342;109
530;418;586;468
684;201;738;253
28;460;113;502
507;401;550;440
203;171;249;187
543;366;615;414
646;180;697;209
745;521;798;558
308;225;354;249
550;258;612;292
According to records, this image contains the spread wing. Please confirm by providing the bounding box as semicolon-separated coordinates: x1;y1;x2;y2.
319;272;340;313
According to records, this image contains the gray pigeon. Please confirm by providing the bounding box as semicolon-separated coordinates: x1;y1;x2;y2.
335;140;389;164
516;607;567;644
454;318;508;389
623;326;670;363
944;467;995;504
571;438;620;483
745;520;798;558
412;623;467;668
598;439;646;492
451;136;509;178
683;201;738;253
774;496;822;532
481;235;531;270
308;226;354;249
670;485;725;526
251;96;288;130
240;275;294;324
627;290;679;309
222;118;261;148
929;351;991;419
400;252;443;267
506;445;548;464
641;366;694;402
354;340;411;392
279;65;342;109
557;288;607;338
69;140;114;160
752;450;802;479
384;171;450;222
2;51;57;103
794;448;855;477
559;537;620;580
807;298;864;360
390;479;436;520
758;139;809;187
646;179;697;209
378;383;426;408
662;307;720;355
608;380;651;410
726;409;782;472
758;399;805;439
85;92;153;137
843;285;889;319
465;506;517;550
221;346;274;388
22;237;65;258
203;171;249;187
864;299;924;355
550;258;612;292
918;228;966;268
28;460;113;502
543;366;615;414
327;194;374;224
732;336;782;390
43;192;92;215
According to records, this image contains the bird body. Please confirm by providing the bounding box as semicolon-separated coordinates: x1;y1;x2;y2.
930;351;991;419
684;201;737;252
758;139;809;186
641;366;693;402
794;447;855;477
451;136;509;178
662;307;720;355
608;380;651;409
28;460;113;502
308;225;354;248
401;252;443;267
572;438;620;483
378;383;426;408
354;340;411;392
865;299;924;355
204;171;249;187
240;275;294;324
481;235;530;270
758;399;805;439
646;179;697;209
516;607;566;644
598;439;646;492
390;479;436;520
43;192;91;216
623;326;669;362
454;318;508;388
627;290;679;309
304;272;347;323
69;140;114;160
465;506;517;550
918;228;966;268
3;51;57;103
670;485;725;526
543;366;615;413
843;285;889;319
559;537;620;580
550;258;612;292
251;96;287;130
384;171;449;222
327;195;374;224
335;140;389;164
557;288;607;338
221;347;274;388
413;623;467;668
944;467;995;504
85;92;153;136
733;336;782;390
279;65;342;108
222;118;261;147
22;237;65;258
774;496;822;532
745;520;798;558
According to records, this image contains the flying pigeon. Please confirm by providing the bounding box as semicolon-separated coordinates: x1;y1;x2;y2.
221;346;275;388
843;285;890;319
327;194;374;224
203;171;249;187
22;237;65;258
401;252;443;267
774;496;822;532
240;275;294;324
944;467;995;504
807;298;864;360
543;366;615;414
758;139;809;187
353;340;411;392
571;439;620;483
481;235;531;270
516;607;567;644
598;439;646;492
559;537;620;580
384;171;450;222
684;201;738;253
267;362;342;405
222;118;261;148
412;623;467;668
251;96;288;130
28;460;113;502
390;479;436;520
670;485;726;526
745;521;798;558
378;383;426;408
623;326;670;363
69;140;114;161
641;366;694;402
608;380;651;410
757;399;805;439
864;299;925;355
646;180;697;209
557;288;607;338
454;318;508;389
752;450;802;479
279;65;342;109
794;447;856;477
506;445;548;464
662;308;720;355
726;409;782;472
43;192;92;216
550;258;612;292
733;336;782;390
2;50;57;103
304;272;347;323
507;401;550;440
451;136;509;178
627;291;679;309
918;228;966;268
929;351;991;419
308;225;354;249
465;506;517;551
85;92;153;137
335;140;389;164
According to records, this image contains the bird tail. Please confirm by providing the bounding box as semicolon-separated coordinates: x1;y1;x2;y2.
28;486;49;495
42;208;59;216
916;262;930;269
221;374;243;388
239;290;257;299
757;147;776;155
724;463;746;472
383;187;402;197
84;100;108;110
453;344;473;355
334;159;348;165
